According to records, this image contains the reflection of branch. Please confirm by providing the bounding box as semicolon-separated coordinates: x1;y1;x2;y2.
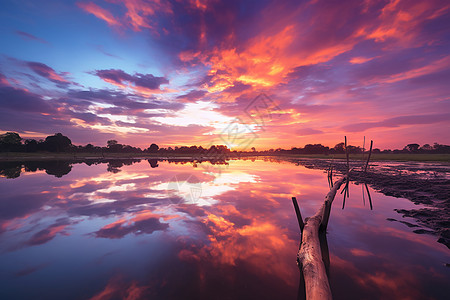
362;184;365;206
327;161;333;189
342;184;347;210
365;183;373;210
292;197;305;232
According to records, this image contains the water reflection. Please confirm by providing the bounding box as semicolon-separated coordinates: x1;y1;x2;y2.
0;158;232;179
0;159;448;300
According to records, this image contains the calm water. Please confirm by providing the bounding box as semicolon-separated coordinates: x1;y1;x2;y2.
0;159;449;300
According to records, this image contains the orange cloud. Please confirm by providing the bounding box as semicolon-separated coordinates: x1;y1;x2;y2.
89;276;147;300
181;23;362;94
364;0;450;45
83;0;173;32
177;206;298;282
120;0;172;31
349;56;375;64
78;2;120;27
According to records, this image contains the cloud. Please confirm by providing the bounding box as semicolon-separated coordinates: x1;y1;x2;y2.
349;56;375;64
295;127;324;136
0;86;56;113
95;45;122;59
27;222;69;246
78;0;172;31
67;88;184;112
176;89;206;102
26;62;70;85
88;276;148;300
1;0;450;149
94;69;169;91
93;211;169;239
77;2;121;27
15;263;49;277
342;113;450;132
0;73;10;86
115;0;173;31
14;30;49;44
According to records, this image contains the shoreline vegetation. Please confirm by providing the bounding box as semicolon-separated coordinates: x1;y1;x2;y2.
0;132;449;162
0;152;449;162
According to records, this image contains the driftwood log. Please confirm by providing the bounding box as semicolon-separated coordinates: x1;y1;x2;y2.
293;174;349;300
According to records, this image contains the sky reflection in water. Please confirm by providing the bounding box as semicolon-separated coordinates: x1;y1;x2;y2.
0;159;449;300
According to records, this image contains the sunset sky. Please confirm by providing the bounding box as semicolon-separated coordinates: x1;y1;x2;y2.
1;0;449;150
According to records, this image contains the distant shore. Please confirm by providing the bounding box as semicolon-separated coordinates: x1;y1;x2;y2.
0;152;449;162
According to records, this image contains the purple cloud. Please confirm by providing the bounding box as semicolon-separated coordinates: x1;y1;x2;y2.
94;69;168;90
176;90;206;102
296;127;324;136
93;217;169;239
342;113;450;132
27;62;69;84
15;30;49;44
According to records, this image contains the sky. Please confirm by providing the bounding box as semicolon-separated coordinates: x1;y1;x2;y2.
0;0;449;150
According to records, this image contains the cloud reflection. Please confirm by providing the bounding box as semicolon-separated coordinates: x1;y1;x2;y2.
0;159;448;299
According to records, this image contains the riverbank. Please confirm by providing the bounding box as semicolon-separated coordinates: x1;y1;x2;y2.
1;152;449;162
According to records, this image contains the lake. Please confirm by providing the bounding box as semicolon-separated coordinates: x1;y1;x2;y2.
0;158;449;299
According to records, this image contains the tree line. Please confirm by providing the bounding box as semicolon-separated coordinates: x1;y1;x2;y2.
0;131;449;155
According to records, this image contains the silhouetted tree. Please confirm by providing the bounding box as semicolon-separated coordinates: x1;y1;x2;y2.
0;132;22;152
84;143;95;152
420;144;433;151
304;144;329;154
332;143;345;154
44;133;72;152
25;139;38;152
405;143;420;153
106;139;123;152
147;143;159;153
433;143;450;154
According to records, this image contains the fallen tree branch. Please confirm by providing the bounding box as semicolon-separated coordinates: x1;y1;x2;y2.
293;137;374;299
295;173;349;300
